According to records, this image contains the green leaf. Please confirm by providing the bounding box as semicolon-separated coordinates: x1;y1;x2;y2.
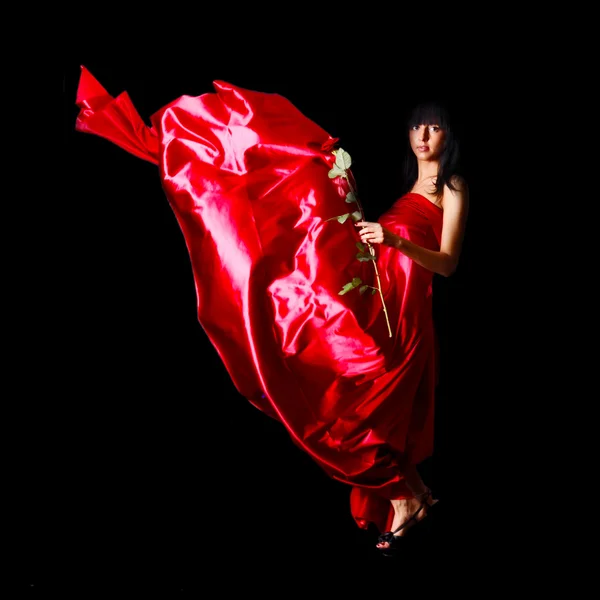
339;277;363;295
357;252;375;262
328;166;345;179
345;191;357;204
335;148;352;170
356;242;365;252
371;288;377;295
325;213;348;223
350;210;362;222
359;285;368;295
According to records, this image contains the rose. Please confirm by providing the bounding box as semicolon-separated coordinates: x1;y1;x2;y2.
324;145;392;337
320;137;340;152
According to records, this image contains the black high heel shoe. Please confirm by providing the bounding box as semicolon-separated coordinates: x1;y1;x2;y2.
376;491;438;557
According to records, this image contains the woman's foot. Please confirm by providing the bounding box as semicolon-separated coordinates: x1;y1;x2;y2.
375;491;438;551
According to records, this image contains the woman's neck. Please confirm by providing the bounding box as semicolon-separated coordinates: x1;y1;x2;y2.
416;161;439;183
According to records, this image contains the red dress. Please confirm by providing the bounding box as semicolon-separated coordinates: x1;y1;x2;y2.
75;66;443;534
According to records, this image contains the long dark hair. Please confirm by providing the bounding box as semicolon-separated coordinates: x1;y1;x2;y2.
401;101;461;200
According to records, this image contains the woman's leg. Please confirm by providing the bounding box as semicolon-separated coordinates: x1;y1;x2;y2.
375;464;438;548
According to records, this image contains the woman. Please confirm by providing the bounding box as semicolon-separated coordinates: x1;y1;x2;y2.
74;67;468;557
355;101;469;554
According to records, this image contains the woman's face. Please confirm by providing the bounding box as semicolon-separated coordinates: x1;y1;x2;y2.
409;124;446;161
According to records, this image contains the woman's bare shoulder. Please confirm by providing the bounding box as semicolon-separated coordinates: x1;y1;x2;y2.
443;175;469;212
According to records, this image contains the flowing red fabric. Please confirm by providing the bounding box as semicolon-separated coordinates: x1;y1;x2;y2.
74;65;443;533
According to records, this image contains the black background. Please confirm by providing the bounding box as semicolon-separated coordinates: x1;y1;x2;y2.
18;21;552;594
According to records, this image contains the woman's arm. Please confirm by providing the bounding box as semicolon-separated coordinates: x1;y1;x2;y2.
355;178;469;277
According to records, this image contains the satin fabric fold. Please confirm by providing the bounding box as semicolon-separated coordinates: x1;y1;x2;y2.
75;66;443;533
